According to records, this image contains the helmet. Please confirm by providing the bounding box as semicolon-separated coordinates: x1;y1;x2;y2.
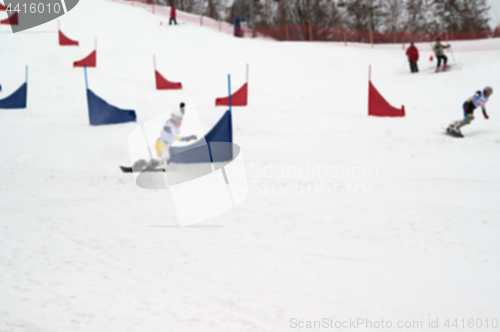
171;109;183;122
484;86;493;96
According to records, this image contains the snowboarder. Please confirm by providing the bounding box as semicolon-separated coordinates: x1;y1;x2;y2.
405;41;419;73
433;37;450;72
169;6;177;25
129;102;197;172
154;102;196;161
447;87;493;137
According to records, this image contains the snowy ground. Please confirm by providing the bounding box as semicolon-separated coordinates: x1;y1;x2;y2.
1;0;500;331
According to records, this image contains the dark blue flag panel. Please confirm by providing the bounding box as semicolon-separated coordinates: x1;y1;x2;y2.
169;110;233;164
0;83;27;109
87;89;136;126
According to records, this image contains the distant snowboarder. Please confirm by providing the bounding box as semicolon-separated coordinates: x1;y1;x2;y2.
405;41;419;73
447;87;493;137
433;37;450;72
126;102;197;172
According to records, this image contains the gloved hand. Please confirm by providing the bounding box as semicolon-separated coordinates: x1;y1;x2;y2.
483;112;489;119
186;135;197;142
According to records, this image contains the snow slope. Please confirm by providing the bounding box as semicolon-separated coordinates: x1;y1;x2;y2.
1;0;500;331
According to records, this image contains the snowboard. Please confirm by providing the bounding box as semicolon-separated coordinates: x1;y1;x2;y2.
433;64;459;74
120;165;165;173
445;127;464;138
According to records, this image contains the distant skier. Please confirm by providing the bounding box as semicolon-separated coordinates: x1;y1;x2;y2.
130;102;197;171
405;41;419;73
447;87;493;137
433;37;450;72
169;6;177;25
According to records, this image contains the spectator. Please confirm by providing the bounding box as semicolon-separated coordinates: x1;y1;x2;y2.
169;6;177;25
405;42;419;73
234;17;242;37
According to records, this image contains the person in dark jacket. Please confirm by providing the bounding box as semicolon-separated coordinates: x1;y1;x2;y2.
234;17;242;37
405;42;419;73
169;6;177;25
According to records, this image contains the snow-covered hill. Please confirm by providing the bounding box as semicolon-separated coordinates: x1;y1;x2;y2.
0;0;499;331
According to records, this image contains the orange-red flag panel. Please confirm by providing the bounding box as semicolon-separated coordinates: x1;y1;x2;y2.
155;71;182;90
74;50;96;67
59;30;79;46
216;83;248;106
368;81;405;117
0;12;18;25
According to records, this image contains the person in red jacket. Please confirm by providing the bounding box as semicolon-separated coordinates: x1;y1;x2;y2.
405;41;419;73
169;6;177;25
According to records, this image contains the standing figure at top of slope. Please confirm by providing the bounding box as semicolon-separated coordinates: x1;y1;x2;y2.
131;103;197;172
433;37;451;72
169;5;177;25
406;41;419;73
447;87;493;137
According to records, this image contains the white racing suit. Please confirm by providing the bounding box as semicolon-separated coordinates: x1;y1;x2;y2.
155;120;182;160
